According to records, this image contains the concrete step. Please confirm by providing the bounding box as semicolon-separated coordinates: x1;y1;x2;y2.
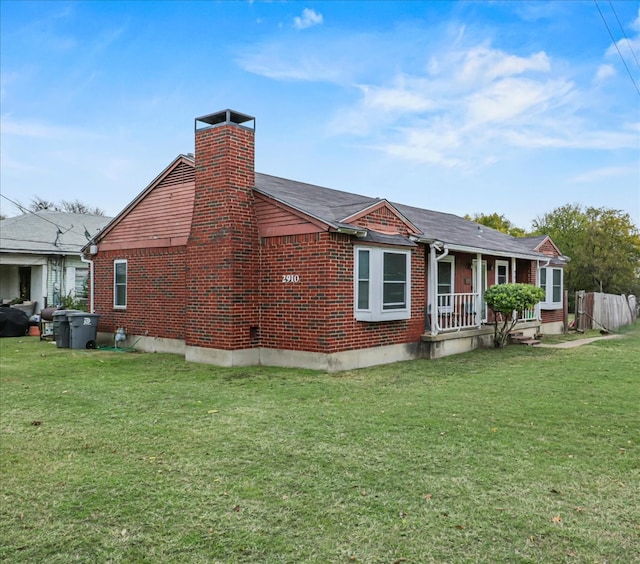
509;333;541;346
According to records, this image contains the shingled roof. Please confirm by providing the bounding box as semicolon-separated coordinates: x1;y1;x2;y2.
92;153;554;261
254;172;548;260
0;212;112;256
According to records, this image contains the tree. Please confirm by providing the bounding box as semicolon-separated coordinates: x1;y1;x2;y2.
464;212;526;237
484;283;545;348
60;199;105;215
532;204;640;300
28;196;104;216
29;197;59;212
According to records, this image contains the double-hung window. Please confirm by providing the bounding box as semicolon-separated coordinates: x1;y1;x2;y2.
355;247;411;321
114;259;127;309
495;260;509;285
539;267;563;309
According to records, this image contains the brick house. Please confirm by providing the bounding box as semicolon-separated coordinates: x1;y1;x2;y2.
85;110;568;371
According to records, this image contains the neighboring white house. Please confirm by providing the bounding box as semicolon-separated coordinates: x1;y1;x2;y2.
0;212;111;313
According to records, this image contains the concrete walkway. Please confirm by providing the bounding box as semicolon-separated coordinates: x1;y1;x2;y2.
536;334;624;349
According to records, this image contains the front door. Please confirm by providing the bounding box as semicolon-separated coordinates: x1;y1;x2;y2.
472;260;487;322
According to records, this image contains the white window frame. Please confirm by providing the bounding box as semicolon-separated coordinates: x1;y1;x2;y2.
539;266;563;310
354;246;411;322
495;260;509;285
114;259;128;309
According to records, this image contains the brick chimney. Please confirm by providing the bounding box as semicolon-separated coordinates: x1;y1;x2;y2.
185;110;260;357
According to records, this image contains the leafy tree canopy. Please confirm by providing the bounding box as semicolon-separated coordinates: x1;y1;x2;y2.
464;212;526;237
28;196;104;216
532;204;640;297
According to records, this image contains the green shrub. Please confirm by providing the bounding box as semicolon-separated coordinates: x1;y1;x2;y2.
485;283;545;348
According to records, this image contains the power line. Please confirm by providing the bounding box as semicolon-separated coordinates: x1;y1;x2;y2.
0;193;93;242
607;0;640;71
594;0;640;96
0;194;65;228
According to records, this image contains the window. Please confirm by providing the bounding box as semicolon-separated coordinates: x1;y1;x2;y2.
495;260;509;285
75;268;88;299
437;258;453;295
114;260;127;308
539;267;563;309
436;257;455;313
355;247;411;321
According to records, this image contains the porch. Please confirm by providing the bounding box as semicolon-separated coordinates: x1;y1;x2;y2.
427;291;539;333
421;316;541;360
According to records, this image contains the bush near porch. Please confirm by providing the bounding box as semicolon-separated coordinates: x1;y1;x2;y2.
485;283;546;348
1;324;638;563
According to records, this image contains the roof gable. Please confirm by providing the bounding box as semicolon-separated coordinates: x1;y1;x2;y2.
254;193;327;237
519;235;562;257
94;155;195;250
342;200;421;236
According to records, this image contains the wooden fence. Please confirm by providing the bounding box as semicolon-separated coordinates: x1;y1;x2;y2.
575;291;637;332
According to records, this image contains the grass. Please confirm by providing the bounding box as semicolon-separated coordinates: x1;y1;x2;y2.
538;329;602;344
1;325;639;563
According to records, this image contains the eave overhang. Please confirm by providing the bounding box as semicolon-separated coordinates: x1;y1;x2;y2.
409;237;547;261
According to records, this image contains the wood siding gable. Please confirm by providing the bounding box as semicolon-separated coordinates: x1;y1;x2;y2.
344;200;420;236
99;158;195;251
255;193;328;237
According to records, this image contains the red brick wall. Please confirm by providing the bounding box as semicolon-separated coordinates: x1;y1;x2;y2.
92;246;187;339
92;231;426;353
185;122;260;350
259;232;425;353
541;309;563;324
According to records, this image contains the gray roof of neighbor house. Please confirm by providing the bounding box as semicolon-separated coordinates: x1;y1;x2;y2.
0;212;112;256
254;173;551;260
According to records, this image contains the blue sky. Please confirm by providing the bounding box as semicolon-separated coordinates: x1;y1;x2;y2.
1;1;639;230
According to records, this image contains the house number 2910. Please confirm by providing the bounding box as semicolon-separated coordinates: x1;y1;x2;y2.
282;274;300;283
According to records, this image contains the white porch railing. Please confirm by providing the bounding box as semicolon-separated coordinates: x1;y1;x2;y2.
431;294;540;333
433;292;480;332
517;307;538;322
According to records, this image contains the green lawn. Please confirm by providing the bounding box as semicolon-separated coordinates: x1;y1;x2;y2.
1;325;639;563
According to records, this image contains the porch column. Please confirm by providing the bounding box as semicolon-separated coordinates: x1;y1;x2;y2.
475;253;482;326
511;257;516;283
428;246;438;335
40;264;48;309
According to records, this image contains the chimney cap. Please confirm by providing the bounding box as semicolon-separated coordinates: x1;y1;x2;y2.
195;109;255;131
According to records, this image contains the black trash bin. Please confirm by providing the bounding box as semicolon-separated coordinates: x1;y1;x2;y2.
68;313;101;349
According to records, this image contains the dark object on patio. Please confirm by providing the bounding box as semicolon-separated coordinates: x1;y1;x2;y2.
0;306;29;337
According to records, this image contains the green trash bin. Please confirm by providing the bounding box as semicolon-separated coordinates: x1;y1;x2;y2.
52;309;83;348
68;313;101;349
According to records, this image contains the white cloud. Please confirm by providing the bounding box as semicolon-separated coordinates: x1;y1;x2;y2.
294;8;323;30
456;47;550;84
336;36;639;166
606;36;640;59
569;165;637;183
594;63;616;82
503;128;638;150
632;7;640;31
465;77;573;126
0;116;98;139
358;77;439;113
237;49;345;82
238;21;638;171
